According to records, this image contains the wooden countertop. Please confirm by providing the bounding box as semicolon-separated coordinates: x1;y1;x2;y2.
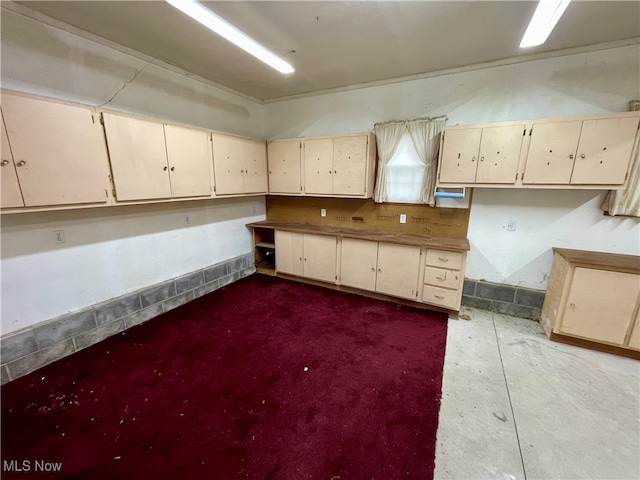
247;221;470;252
553;247;640;274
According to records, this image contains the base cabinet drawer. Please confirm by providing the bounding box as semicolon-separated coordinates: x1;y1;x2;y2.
424;266;461;290
422;285;459;309
425;249;464;270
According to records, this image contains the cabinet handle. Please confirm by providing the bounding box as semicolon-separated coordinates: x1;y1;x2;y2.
171;166;175;171
436;275;446;280
334;170;337;174
371;267;375;272
299;257;303;261
16;160;26;167
0;160;9;166
163;166;168;171
569;154;574;159
435;295;445;300
580;154;586;159
471;157;476;162
378;268;382;273
438;257;449;262
480;157;484;162
304;258;307;261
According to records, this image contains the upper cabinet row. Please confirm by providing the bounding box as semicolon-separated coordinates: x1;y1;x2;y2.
0;91;268;211
437;112;640;189
267;133;376;198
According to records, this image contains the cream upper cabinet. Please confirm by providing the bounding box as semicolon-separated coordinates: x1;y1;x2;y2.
304;137;334;195
439;125;524;185
302;133;375;198
569;117;640;185
102;113;172;201
267;139;302;194
164;124;213;198
524;116;640;186
275;230;337;283
628;309;640;351
524;120;584;185
340;237;378;291
1;93;110;207
1;111;24;208
375;243;421;301
242;138;268;194
213;133;267;195
104;114;213;201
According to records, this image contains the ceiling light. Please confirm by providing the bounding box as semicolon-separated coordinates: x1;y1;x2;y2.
165;0;294;74
520;0;571;48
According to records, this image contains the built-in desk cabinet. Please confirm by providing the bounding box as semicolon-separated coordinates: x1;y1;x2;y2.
437;112;640;190
256;223;469;312
212;133;268;195
541;248;640;357
1;92;111;208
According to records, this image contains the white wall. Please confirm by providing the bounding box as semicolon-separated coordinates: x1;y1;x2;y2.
264;44;640;289
0;9;266;335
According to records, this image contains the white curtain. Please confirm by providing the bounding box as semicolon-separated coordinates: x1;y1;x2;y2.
373;121;406;202
601;145;640;217
373;116;447;203
407;116;448;205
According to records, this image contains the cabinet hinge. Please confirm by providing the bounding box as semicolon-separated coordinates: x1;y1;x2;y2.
523;128;526;136
92;114;96;124
300;185;303;191
521;173;525;181
105;189;108;198
528;128;532;136
99;113;105;125
335;274;337;280
213;185;217;193
112;188;117;198
625;171;629;181
515;173;518;181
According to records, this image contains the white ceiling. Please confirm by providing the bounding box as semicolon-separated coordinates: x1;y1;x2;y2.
11;1;640;102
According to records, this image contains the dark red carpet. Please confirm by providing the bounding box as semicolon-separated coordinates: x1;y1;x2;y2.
2;274;448;479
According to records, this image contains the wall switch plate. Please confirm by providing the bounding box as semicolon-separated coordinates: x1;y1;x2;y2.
507;220;517;231
399;214;407;224
53;229;65;244
321;208;327;217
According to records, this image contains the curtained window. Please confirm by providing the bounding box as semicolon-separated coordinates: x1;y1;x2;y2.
373;116;447;205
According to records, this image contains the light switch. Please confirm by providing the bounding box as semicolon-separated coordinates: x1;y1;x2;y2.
321;209;327;217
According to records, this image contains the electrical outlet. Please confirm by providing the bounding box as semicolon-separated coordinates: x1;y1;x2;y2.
399;214;407;224
53;229;65;244
321;208;327;217
507;220;517;231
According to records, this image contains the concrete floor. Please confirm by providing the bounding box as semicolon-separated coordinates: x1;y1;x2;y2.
435;308;640;480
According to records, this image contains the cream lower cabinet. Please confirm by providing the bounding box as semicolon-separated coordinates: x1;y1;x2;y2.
339;239;421;300
1;92;111;208
541;248;640;355
275;231;337;283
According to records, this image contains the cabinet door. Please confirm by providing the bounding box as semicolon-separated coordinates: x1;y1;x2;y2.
476;125;524;183
0;111;24;208
303;234;337;283
242;138;268;194
333;135;368;196
103;113;171;201
523;121;582;184
559;268;638;345
212;133;245;195
438;128;481;183
375;243;421;300
2;94;110;206
570;117;640;185
268;140;302;194
304;138;334;194
340;238;378;291
164;124;212;198
275;231;304;277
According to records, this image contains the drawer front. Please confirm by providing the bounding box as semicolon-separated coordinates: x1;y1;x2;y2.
425;249;463;270
424;266;461;290
422;285;459;309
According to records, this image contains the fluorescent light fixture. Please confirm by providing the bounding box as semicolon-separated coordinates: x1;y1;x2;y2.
520;0;571;48
165;0;294;74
